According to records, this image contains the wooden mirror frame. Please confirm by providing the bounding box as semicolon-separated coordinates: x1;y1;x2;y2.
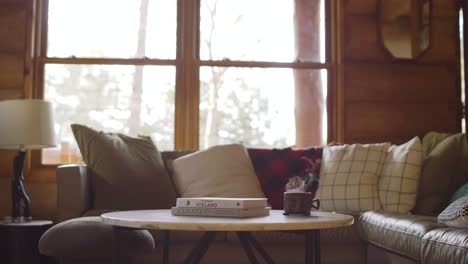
379;0;432;60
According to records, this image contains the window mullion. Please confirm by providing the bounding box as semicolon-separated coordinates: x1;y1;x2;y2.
175;0;200;150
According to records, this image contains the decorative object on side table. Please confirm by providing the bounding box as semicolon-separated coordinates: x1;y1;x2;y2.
0;99;57;223
283;156;320;216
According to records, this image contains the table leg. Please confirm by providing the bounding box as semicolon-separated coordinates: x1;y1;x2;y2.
243;232;275;264
162;230;170;264
184;232;216;264
313;230;321;264
305;230;320;264
237;232;260;264
112;226;121;264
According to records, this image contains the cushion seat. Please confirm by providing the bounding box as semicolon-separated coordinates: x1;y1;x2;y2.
359;211;444;260
39;217;155;259
421;228;468;264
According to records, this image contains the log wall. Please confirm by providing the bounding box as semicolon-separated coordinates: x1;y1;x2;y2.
340;0;462;144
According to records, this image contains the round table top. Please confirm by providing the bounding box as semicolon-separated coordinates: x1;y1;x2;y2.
101;210;354;232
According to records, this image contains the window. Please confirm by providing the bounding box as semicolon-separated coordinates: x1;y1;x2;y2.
37;0;331;164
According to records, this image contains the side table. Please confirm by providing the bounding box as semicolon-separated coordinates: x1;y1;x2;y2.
0;220;54;264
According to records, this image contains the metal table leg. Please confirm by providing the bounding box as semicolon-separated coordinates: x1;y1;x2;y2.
112;226;122;264
305;230;320;264
242;232;275;264
237;232;260;264
162;230;170;264
184;232;216;264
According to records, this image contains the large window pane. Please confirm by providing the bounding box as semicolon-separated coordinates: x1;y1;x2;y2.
200;0;325;62
43;64;175;164
200;67;298;149
48;0;176;59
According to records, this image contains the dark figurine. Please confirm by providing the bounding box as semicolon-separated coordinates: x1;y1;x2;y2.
11;151;31;222
301;156;320;194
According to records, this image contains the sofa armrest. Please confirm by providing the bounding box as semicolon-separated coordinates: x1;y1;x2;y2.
56;164;92;222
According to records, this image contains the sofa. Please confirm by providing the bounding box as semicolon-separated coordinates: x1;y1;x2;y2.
39;132;468;264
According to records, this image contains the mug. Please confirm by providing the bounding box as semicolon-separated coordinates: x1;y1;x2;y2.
283;192;320;216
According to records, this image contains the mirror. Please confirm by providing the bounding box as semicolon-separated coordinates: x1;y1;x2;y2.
380;0;431;59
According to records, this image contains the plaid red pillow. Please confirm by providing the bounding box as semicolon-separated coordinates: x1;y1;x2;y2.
247;147;323;209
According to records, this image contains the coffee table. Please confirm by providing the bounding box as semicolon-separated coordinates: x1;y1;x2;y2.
101;210;353;264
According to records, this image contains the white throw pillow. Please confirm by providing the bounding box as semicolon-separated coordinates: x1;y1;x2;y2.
171;144;265;198
317;143;390;213
379;137;422;213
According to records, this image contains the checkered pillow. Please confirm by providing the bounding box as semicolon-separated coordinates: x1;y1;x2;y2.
247;147;322;209
317;143;390;213
379;137;422;213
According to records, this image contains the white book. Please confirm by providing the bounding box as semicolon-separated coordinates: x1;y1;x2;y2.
176;197;268;209
171;206;270;218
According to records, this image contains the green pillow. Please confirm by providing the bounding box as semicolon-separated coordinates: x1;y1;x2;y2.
450;183;468;204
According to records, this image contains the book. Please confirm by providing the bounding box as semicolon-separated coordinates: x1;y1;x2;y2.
175;197;268;209
171;206;270;218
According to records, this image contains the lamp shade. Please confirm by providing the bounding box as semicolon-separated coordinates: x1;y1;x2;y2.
0;99;57;150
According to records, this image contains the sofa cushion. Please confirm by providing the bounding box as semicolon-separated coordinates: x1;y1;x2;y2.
414;133;466;216
71;124;177;210
247;147;322;209
317;143;390;212
38;217;155;258
379;137;422;213
421;228;468;264
171;144;265;198
359;211;444;260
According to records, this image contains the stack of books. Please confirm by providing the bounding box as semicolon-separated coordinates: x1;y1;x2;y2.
171;197;270;218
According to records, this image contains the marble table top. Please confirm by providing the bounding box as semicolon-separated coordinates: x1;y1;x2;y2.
101;210;354;231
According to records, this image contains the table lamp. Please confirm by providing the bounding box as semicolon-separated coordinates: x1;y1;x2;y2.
0;99;57;222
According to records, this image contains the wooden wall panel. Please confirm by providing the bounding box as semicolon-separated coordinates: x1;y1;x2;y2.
0;53;24;91
420;18;459;63
344;63;458;103
0;7;26;53
345;102;458;143
344;0;377;15
340;0;461;144
432;0;458;17
344;16;387;61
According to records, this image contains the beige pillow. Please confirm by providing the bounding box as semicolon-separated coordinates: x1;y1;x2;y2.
414;133;466;215
317;143;390;213
71;124;177;210
379;137;422;213
421;131;452;158
171;144;265;198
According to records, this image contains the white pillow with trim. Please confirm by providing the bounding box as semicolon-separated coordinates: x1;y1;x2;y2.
171;144;265;198
379;137;422;213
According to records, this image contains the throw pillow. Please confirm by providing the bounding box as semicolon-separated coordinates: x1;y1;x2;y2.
71;124;177;210
247;147;322;209
438;196;468;228
449;182;468;204
379;137;423;213
421;131;452;158
413;133;466;216
171;144;265;198
316;143;390;213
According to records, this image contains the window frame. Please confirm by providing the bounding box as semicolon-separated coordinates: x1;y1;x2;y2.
29;0;338;180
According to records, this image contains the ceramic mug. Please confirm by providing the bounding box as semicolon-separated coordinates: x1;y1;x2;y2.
283;192;320;216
